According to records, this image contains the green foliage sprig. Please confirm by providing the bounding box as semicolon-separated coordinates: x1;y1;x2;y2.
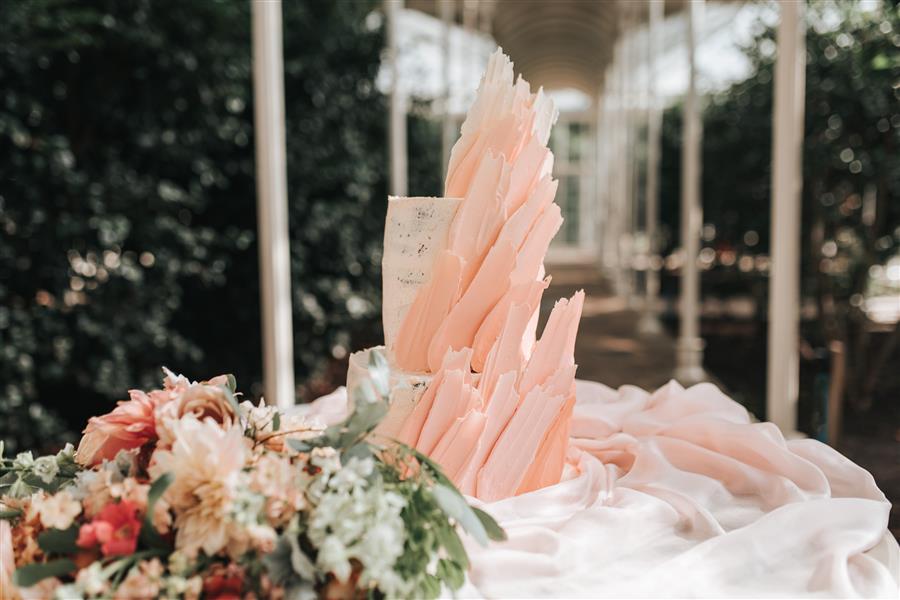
276;350;505;599
0;441;81;500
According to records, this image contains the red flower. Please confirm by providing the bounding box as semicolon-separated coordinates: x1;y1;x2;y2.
203;564;244;600
76;500;142;557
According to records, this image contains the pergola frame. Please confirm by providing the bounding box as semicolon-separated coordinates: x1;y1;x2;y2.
250;0;808;434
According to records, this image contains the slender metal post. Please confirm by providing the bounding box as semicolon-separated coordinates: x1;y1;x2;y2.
252;0;295;408
620;6;635;302
610;42;625;294
386;0;407;196
463;0;477;77
639;0;665;335
440;0;455;181
626;3;642;307
767;0;806;432
675;0;705;383
596;87;608;269
600;69;617;275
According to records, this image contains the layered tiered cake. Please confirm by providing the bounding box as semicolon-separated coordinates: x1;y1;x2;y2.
348;49;584;501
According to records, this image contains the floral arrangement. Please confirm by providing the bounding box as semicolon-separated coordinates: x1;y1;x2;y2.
0;352;504;599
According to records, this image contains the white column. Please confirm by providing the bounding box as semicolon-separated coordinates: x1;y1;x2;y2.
594;89;603;266
767;0;806;432
626;5;642;307
463;0;478;73
599;70;618;275
386;0;407;196
639;0;665;335
675;0;705;383
609;44;624;293
620;9;635;302
252;0;295;408
440;0;455;181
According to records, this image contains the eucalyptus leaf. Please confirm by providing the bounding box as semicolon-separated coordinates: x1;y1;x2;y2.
431;484;488;546
37;526;79;555
433;523;469;569
139;472;173;549
14;559;76;588
287;438;312;453
221;386;242;417
343;442;374;462
436;558;465;590
147;472;173;514
472;507;507;542
420;573;442;600
0;509;22;520
352;381;378;405
366;349;391;398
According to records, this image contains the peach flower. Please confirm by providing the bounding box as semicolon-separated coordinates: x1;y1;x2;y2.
35;490;81;530
76;389;165;466
10;499;45;566
149;415;247;558
114;558;163;600
155;371;237;448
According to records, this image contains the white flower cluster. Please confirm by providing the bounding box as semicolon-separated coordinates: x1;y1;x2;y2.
305;450;409;596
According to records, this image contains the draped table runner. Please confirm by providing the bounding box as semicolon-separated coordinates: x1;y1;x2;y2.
299;380;900;598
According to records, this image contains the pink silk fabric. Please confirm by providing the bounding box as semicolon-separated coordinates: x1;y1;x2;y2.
303;380;900;597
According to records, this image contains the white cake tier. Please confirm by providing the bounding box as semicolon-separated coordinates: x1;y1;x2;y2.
381;196;461;362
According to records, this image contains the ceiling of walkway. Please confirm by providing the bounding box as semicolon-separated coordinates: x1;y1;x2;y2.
406;0;738;96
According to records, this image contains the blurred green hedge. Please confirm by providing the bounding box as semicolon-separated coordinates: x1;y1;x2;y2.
656;4;900;424
0;0;444;452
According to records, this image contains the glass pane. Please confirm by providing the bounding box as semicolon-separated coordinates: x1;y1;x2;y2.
568;122;585;163
549;126;564;164
561;175;580;244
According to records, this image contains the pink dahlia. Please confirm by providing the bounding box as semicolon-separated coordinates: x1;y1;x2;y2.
76;390;164;467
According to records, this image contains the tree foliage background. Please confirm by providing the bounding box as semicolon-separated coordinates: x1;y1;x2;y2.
2;0;897;453
0;0;407;452
659;3;900;428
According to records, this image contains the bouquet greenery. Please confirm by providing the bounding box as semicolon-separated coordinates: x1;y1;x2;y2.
0;351;504;599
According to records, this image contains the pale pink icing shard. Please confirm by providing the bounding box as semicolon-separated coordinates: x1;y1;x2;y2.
396;348;472;447
416;370;481;456
430;411;487;481
445;51;557;198
426;241;517;372
519;291;585;396
471;277;549;373
456;371;519;495
477;303;534;400
517;392;575;495
496;176;558;253
448;153;511;291
477;383;567;502
505;138;553;215
393;251;464;372
514;364;578;493
509;202;563;286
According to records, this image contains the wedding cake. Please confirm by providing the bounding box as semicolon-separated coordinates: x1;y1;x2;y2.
347;49;584;501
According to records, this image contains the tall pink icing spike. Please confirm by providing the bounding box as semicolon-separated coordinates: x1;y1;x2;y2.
385;49;588;502
393;251;464;372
